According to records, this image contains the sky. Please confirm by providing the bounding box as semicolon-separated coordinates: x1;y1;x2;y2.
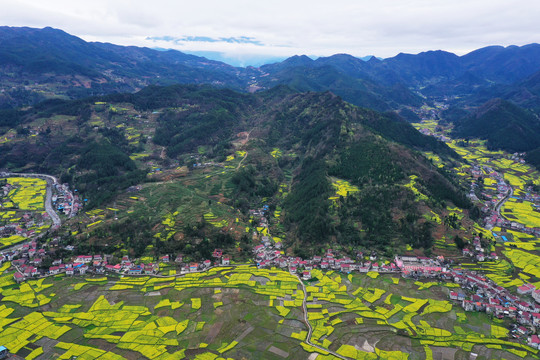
2;0;540;67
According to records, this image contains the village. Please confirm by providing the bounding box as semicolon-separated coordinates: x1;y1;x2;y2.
2;225;540;350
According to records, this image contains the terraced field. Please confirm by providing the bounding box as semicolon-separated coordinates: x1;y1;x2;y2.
0;263;536;359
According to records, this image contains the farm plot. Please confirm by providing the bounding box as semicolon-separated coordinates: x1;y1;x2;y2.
3;177;46;210
302;272;538;359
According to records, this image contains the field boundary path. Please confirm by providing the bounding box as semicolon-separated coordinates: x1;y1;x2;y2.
294;273;351;360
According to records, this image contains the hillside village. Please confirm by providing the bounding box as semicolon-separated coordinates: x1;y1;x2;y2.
3;226;540;350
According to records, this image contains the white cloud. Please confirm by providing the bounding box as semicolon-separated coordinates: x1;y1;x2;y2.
1;0;540;65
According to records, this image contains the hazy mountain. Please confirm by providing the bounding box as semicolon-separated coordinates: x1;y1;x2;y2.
4;26;540;113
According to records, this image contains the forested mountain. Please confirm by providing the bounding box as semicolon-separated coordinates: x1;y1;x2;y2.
3;26;540;114
452;98;540;152
0;26;247;108
3;26;540;172
0;84;470;254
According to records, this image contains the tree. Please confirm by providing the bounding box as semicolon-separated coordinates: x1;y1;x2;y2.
454;235;466;250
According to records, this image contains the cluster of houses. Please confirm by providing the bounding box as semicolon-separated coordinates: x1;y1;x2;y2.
0;218;49;241
470;164;540;237
461;236;499;262
9;247;235;282
52;183;81;218
254;240;452;281
446;269;540;347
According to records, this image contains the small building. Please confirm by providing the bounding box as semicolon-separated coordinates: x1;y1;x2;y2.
13;272;25;283
0;345;8;359
79;265;88;275
74;255;93;264
529;335;540;349
129;267;143;275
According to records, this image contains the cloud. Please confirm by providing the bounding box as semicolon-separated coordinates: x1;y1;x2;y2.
147;35;264;46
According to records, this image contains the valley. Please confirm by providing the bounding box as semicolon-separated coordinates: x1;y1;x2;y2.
0;24;540;360
0;93;539;359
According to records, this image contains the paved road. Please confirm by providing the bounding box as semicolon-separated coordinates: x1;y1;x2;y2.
495;186;513;217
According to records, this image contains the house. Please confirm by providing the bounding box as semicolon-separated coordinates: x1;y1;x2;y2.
212;249;223;258
52;259;62;266
13;272;25;283
0;345;8;359
175;254;183;263
203;260;212;268
529;335;540;349
518;301;531;312
189;263;199;272
302;271;311;280
160;255;170;263
22;266;37;277
12;259;26;267
320;261;329;269
532;313;540;327
449;292;458;300
340;263;351;273
520;312;532;326
517;283;536;295
66;267;74;275
74;255;92;264
79;265;88;275
144;264;157;274
518;326;530;335
289;266;297;274
128;266;143;275
49;266;60;275
121;256;130;265
463;300;475;311
221;256;230;266
105;264;121;273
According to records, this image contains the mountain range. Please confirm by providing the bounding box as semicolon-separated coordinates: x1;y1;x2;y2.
2;26;540;109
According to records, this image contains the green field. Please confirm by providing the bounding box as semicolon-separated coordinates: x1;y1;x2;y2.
0;262;536;359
